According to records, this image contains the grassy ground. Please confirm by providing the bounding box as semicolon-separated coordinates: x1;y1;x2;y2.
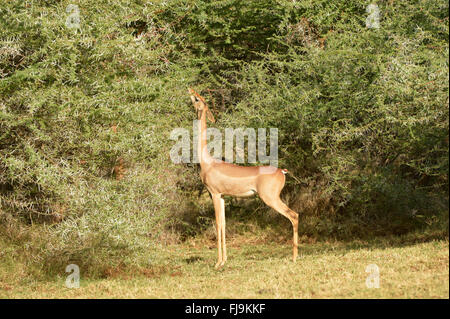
0;235;448;299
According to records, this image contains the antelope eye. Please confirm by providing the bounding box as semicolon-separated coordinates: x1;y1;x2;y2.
194;97;199;102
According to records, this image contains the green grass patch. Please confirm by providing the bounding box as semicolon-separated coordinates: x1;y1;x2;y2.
1;235;448;298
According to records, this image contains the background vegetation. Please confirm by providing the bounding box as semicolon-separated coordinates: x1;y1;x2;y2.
0;0;448;279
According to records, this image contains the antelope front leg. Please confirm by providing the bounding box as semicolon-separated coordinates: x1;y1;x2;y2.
219;196;227;266
212;194;223;268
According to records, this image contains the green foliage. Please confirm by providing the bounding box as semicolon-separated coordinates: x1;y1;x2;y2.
0;0;448;275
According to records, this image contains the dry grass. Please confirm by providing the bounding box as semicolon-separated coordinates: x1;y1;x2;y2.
1;236;448;299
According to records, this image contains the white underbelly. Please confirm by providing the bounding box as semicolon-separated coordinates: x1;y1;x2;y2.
231;190;256;198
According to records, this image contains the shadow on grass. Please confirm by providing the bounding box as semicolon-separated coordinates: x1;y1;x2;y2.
175;192;448;256
233;228;448;262
184;256;204;264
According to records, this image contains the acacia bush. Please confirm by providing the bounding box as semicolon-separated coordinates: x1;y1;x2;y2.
0;0;448;275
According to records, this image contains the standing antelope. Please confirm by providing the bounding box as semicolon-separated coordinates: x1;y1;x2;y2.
188;88;298;268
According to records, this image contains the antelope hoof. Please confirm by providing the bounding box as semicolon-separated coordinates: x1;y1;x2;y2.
215;260;226;269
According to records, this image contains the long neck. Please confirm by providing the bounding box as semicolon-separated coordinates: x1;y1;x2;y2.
198;110;213;168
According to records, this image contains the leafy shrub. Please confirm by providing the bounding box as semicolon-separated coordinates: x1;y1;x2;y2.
0;0;448;275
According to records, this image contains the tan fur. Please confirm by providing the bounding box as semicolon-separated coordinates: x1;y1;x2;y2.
188;88;298;268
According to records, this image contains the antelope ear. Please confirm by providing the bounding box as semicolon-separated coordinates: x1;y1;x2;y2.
207;110;215;123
